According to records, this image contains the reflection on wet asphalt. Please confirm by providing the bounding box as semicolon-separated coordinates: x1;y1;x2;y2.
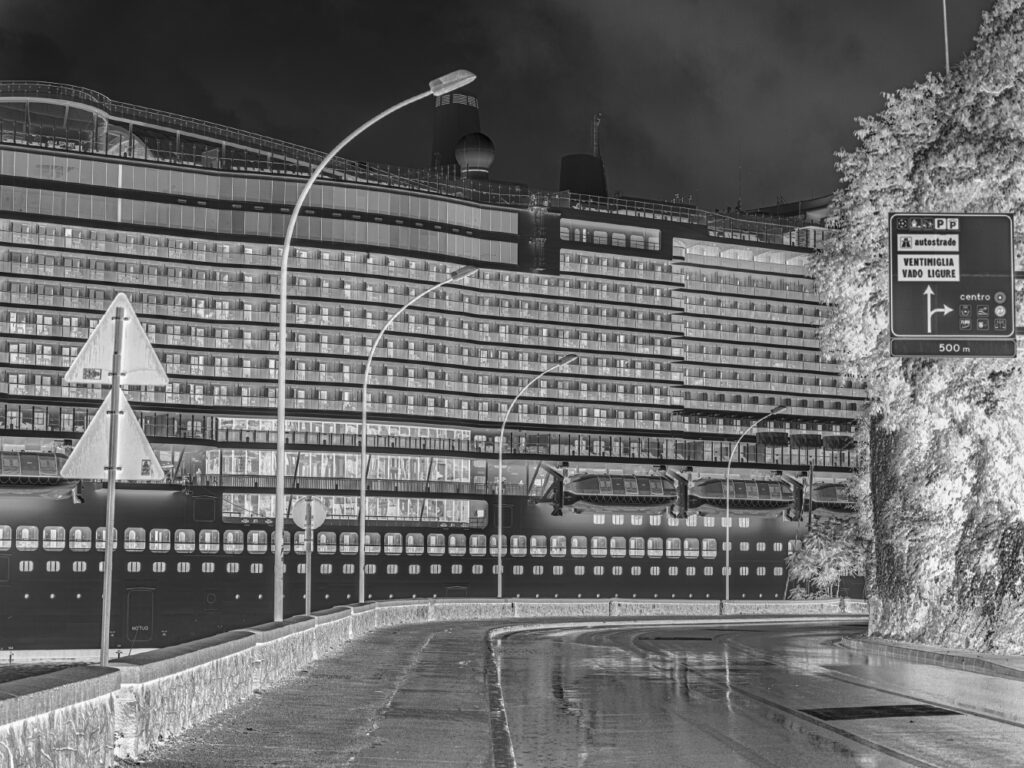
495;622;1024;768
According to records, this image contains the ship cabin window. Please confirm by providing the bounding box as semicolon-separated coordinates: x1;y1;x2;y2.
647;537;664;559
15;526;39;551
489;535;508;557
683;538;699;558
384;533;403;556
94;528;118;551
408;564;421;575
321;564;333;575
704;566;715;577
609;537;627;558
124;528;146;552
448;534;467;557
247;530;268;555
0;526;12;550
149;529;171;554
174;529;196;554
340;532;358;555
665;538;682;559
223;530;244;555
469;534;487;556
739;542;750;552
570;536;588;557
69;526;91;551
364;532;381;556
198;530;220;554
549;536;567;557
406;533;425;556
42;526;66;551
529;535;547;557
628;537;646;558
510;536;528;557
427;533;446;556
590;536;608;558
701;538;718;558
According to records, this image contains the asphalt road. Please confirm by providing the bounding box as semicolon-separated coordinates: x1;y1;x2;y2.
137;618;1024;768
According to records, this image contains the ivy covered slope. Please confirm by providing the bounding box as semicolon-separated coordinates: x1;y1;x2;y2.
813;0;1024;651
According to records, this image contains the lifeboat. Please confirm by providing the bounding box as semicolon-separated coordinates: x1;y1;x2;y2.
687;477;795;516
0;451;81;501
563;472;678;514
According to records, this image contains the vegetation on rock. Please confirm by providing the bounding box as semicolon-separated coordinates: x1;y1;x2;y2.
812;0;1024;651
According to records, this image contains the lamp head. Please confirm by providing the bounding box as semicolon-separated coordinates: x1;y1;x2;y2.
429;70;477;96
557;353;579;367
449;265;479;281
769;405;788;415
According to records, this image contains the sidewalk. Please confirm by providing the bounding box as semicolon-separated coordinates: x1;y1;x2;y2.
839;635;1024;680
135;620;499;768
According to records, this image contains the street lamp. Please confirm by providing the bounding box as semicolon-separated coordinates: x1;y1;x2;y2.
273;70;476;623
357;264;478;603
496;353;578;598
724;404;786;602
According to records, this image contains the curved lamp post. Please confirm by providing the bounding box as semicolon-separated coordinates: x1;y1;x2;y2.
497;353;577;598
724;404;786;602
273;70;476;622
357;264;478;603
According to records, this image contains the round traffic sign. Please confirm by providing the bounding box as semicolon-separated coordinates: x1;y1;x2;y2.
290;497;327;530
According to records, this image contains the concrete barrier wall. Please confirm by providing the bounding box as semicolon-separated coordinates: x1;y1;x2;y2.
0;597;868;767
0;666;118;768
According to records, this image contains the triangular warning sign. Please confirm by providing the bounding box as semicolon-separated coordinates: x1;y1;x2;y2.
60;389;166;481
65;293;168;387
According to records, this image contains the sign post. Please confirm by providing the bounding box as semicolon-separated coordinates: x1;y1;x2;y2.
60;293;168;666
890;213;1016;357
290;497;327;615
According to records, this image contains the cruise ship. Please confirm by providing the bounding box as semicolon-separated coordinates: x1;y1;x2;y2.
0;82;863;649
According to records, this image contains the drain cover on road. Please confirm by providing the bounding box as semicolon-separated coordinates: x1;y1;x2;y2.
802;704;959;721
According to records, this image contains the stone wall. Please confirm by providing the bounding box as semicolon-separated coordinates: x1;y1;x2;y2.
0;597;867;767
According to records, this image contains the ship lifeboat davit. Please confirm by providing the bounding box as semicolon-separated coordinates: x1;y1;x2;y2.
563;472;678;515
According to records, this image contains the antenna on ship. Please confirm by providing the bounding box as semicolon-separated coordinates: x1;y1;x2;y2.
592;113;602;157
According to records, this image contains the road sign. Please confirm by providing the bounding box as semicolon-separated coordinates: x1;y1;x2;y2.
890;213;1015;358
65;292;169;386
290;497;327;530
60;390;165;481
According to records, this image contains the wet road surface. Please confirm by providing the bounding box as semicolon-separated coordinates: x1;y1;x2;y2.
139;618;1024;767
495;622;1024;767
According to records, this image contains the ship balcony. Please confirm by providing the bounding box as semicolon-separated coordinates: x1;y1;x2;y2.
675;327;820;350
674;376;864;400
670;351;840;374
672;250;809;276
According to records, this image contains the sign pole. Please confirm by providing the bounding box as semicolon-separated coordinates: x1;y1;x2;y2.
305;499;313;616
99;307;124;667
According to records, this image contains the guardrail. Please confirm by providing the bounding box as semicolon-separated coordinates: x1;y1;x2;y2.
0;597;866;767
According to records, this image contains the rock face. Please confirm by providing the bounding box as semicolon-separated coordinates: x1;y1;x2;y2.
813;0;1024;653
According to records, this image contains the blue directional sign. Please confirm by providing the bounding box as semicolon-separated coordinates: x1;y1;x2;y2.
890;213;1016;358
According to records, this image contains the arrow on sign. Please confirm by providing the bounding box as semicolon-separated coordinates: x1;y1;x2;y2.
65;293;168;387
924;285;953;333
59;389;165;481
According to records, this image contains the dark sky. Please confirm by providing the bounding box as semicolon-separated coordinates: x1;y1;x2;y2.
0;0;997;211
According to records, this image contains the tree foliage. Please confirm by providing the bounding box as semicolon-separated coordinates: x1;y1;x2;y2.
786;517;865;598
812;0;1024;651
